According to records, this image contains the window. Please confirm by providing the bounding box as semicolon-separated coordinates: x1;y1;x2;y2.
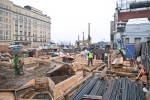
28;18;31;22
147;37;150;41
6;30;9;35
6;12;9;16
0;23;3;28
15;37;18;40
24;17;27;21
20;21;23;27
6;36;8;39
6;24;8;29
15;30;18;35
0;10;3;15
8;6;11;10
0;17;3;22
134;38;141;44
20;27;22;31
15;26;18;31
19;16;23;20
24;32;26;36
20;37;22;41
28;32;30;36
0;3;3;8
15;20;18;26
24;36;27;41
24;22;27;28
6;5;9;9
9;12;11;17
28;23;31;28
0;30;3;34
20;31;22;35
15;15;18;19
6;18;9;23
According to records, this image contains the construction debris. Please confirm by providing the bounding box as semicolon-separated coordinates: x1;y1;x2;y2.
0;43;148;100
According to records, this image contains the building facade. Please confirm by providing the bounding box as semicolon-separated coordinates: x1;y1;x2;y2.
114;18;150;49
0;0;51;47
111;0;150;49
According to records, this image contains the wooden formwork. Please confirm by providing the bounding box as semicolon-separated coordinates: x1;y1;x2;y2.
54;71;83;100
0;90;16;100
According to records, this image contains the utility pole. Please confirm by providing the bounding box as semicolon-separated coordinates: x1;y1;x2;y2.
83;32;84;41
88;23;91;47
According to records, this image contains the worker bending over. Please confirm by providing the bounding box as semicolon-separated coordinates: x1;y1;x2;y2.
136;64;149;85
118;49;126;60
14;54;20;75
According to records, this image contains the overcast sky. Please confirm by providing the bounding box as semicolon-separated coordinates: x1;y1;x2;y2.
11;0;116;44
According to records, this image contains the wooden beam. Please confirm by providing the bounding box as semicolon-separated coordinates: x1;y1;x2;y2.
82;95;102;100
93;70;137;77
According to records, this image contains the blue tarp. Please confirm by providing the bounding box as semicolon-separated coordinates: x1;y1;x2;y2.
125;44;135;59
8;45;22;51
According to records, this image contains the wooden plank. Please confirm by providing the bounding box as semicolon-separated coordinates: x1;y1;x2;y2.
96;64;106;70
93;70;137;77
99;67;108;78
83;95;102;100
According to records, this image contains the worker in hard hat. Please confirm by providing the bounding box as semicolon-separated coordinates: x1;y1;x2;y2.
88;50;94;66
14;54;20;75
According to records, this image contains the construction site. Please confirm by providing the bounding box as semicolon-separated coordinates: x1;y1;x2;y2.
1;0;150;100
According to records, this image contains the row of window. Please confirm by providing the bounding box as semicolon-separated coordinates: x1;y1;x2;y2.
0;17;11;23
0;30;11;35
15;31;31;36
15;20;49;31
0;35;11;40
14;32;47;38
0;3;11;10
15;36;47;42
15;15;50;28
0;23;11;29
0;10;11;17
125;37;150;44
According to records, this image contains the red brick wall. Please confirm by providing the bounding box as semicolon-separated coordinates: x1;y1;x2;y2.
118;10;150;22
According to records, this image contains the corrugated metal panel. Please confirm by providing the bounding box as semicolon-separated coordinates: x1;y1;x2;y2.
142;40;150;78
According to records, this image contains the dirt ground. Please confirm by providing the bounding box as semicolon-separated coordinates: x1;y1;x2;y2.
0;64;50;89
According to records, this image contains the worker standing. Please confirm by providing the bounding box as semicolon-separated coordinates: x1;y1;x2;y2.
88;50;94;66
19;59;24;75
14;54;20;75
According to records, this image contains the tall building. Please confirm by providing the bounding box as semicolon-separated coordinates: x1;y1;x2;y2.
0;0;51;47
111;0;150;49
